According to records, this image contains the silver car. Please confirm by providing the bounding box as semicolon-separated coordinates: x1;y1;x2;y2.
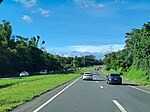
83;72;93;80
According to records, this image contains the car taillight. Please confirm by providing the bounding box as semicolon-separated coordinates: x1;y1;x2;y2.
109;77;113;80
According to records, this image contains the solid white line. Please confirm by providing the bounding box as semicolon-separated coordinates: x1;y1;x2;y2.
100;86;103;88
112;100;127;112
33;76;81;112
129;86;150;94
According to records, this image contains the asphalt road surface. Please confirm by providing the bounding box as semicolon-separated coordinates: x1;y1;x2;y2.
12;70;150;112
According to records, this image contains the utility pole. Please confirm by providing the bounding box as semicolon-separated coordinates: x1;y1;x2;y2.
110;46;114;52
105;46;114;54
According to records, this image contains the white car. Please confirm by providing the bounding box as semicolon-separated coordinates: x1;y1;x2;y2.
83;72;93;80
20;71;29;77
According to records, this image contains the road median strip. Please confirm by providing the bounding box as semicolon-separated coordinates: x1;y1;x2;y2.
0;67;95;112
33;76;81;112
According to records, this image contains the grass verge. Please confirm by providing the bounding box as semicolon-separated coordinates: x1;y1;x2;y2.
0;67;95;112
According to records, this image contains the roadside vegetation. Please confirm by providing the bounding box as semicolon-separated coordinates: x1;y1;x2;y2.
0;67;95;112
0;20;103;77
102;22;150;87
102;66;150;87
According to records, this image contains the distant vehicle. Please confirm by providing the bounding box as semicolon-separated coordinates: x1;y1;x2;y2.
78;67;81;70
95;68;99;71
39;70;47;74
49;71;54;74
20;71;29;77
106;74;122;85
83;72;93;80
67;68;73;71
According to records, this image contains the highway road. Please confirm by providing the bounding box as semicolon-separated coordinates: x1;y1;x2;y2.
12;70;150;112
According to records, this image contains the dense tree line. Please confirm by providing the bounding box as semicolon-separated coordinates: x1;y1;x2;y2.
0;20;103;77
103;22;150;78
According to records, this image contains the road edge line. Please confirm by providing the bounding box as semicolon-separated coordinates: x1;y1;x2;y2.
33;76;81;112
129;86;150;94
112;100;127;112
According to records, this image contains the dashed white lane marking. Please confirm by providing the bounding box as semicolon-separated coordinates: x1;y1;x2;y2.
129;86;150;94
112;100;127;112
33;76;81;112
96;81;99;83
100;86;103;88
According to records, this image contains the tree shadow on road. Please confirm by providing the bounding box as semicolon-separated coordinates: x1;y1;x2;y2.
93;74;102;76
83;79;105;81
120;83;139;86
91;79;105;81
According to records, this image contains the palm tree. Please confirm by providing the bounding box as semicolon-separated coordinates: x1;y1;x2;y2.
0;0;3;4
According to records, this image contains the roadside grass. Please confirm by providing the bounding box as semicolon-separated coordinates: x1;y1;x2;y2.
101;68;116;75
123;66;150;87
101;66;150;87
0;67;95;112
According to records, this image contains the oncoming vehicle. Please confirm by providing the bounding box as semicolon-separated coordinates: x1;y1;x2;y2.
20;71;29;77
83;72;93;80
39;70;47;74
106;74;122;85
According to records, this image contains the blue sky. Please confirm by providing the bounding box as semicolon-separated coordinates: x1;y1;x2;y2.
0;0;150;55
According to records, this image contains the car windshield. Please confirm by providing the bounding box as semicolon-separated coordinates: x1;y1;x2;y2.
84;72;92;75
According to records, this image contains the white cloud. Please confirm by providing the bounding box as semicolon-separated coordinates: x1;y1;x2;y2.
22;15;33;23
39;8;51;17
126;4;150;11
14;0;37;7
67;44;125;53
47;44;125;59
31;8;52;17
48;44;125;53
74;0;105;9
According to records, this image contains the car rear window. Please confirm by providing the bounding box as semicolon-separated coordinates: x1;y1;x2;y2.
110;74;120;76
84;73;92;75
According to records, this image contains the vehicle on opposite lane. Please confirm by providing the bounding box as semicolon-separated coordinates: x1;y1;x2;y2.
83;72;93;80
20;71;29;77
106;74;122;85
39;70;47;74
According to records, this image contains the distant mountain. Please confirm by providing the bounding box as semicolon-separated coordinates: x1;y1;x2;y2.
48;44;125;59
52;51;106;59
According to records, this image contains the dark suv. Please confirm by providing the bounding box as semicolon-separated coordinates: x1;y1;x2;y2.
106;74;122;85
